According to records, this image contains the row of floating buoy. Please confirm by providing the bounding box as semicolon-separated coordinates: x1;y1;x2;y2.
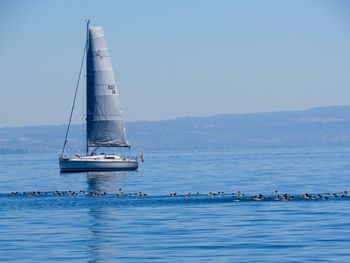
8;189;349;201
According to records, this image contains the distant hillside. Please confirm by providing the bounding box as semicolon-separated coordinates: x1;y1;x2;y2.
1;105;350;153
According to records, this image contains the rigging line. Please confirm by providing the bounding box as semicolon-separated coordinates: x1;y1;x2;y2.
61;25;89;157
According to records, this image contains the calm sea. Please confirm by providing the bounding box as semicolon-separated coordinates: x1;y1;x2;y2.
0;147;350;262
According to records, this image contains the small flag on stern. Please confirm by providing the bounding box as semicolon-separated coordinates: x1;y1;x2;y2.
140;153;144;162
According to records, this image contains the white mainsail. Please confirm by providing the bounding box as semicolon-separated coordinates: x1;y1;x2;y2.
86;27;129;148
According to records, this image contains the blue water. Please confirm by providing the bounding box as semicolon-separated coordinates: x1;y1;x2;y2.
0;147;350;262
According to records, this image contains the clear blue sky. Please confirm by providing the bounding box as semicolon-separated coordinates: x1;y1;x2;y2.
1;0;350;127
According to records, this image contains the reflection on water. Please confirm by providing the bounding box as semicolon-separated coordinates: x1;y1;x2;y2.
87;171;127;262
88;208;109;262
87;171;129;193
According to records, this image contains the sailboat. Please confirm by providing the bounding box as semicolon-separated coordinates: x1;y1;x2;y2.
59;21;138;172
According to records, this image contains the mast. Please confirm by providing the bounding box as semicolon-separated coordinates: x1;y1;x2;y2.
85;19;90;155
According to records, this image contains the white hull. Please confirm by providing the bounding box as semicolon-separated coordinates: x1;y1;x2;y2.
59;155;138;172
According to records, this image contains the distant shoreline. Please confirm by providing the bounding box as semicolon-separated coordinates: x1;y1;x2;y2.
1;105;350;153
